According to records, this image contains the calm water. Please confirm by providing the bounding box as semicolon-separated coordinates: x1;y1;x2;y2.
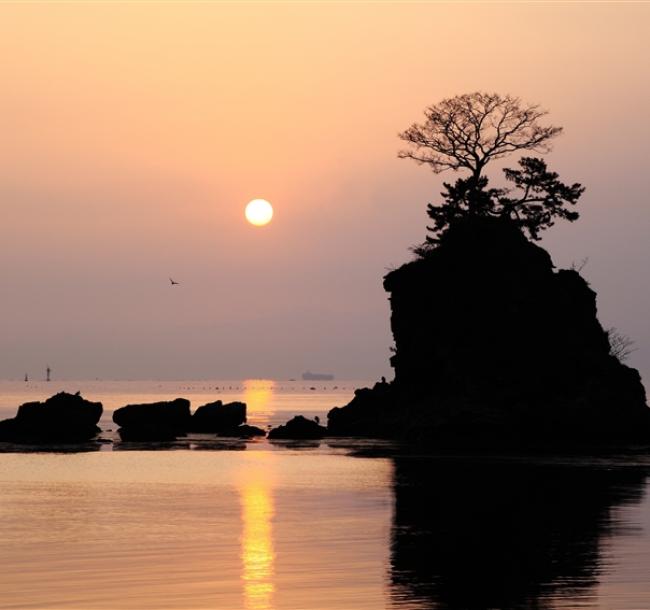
2;382;650;609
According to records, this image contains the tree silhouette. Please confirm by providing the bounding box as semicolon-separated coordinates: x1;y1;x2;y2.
607;328;636;363
400;92;584;248
500;156;584;239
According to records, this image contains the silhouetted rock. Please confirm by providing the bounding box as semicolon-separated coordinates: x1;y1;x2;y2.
190;400;246;433
0;392;102;443
328;217;650;447
328;380;398;439
268;415;326;440
113;398;190;441
218;424;266;438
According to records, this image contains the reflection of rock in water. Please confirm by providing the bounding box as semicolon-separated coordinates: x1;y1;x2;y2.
390;458;649;610
0;441;103;454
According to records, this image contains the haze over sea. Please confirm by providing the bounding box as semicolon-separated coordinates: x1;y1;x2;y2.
0;381;650;610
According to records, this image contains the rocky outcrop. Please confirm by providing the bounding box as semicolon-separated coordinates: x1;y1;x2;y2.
0;392;102;443
328;217;650;448
268;415;326;440
328;381;399;439
113;398;191;441
190;400;246;433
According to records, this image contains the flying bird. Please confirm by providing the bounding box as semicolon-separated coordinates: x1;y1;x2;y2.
169;278;180;286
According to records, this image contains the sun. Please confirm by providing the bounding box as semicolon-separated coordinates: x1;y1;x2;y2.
245;199;273;227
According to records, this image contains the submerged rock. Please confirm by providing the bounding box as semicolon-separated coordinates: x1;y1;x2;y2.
328;217;650;448
190;400;246;433
217;424;266;438
268;415;326;440
113;398;191;441
0;392;102;443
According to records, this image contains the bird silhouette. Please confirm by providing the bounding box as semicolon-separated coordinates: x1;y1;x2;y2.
169;278;180;285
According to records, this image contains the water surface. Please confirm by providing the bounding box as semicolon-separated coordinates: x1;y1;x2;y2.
2;382;650;609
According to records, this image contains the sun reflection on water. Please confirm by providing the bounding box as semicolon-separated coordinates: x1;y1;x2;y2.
243;380;275;429
240;460;276;609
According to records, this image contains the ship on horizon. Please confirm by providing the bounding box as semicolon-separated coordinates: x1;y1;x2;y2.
302;371;334;381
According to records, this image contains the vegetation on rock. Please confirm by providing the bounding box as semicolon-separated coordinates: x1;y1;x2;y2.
399;92;584;248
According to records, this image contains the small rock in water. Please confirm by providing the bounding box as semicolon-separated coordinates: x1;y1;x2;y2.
190;400;246;433
268;415;326;440
0;392;103;443
218;424;266;439
113;398;191;441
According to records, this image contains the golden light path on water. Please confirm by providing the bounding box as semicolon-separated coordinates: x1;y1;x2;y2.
239;381;276;608
243;379;276;430
0;381;400;610
239;454;276;610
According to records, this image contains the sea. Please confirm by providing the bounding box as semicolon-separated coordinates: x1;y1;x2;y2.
2;380;650;609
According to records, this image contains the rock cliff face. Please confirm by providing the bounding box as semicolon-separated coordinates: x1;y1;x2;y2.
328;217;650;447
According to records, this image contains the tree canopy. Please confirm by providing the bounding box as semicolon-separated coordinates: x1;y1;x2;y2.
399;92;584;249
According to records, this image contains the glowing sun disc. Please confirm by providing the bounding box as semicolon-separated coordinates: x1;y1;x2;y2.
245;199;273;226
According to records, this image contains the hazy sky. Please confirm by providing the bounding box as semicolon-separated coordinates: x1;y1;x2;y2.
1;2;649;382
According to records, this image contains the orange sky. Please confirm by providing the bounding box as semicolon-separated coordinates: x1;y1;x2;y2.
1;2;649;380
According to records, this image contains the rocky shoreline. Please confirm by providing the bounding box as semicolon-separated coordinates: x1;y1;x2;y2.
0;391;325;446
